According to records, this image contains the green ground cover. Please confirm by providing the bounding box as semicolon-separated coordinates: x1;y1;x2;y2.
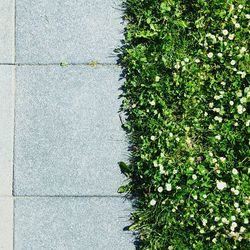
118;0;250;249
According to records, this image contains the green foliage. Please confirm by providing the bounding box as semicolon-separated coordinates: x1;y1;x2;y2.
119;161;131;177
59;61;69;67
87;60;98;67
119;0;250;249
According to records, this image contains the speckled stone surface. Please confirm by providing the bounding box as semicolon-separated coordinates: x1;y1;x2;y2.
15;197;135;250
0;66;15;196
0;0;15;63
14;65;128;196
0;197;13;250
16;0;123;64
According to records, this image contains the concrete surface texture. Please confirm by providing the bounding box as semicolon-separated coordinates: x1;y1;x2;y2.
0;0;135;249
15;198;134;250
0;198;13;250
14;65;127;196
16;0;123;64
0;66;14;196
0;0;15;63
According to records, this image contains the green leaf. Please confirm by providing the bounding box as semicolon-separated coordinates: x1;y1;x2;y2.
118;161;130;177
117;185;129;193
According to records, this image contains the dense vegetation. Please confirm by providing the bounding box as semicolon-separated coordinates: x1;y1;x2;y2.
118;0;250;249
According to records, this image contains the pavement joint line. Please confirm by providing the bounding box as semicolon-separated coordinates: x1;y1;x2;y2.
13;195;125;198
14;0;16;64
13;1;16;249
0;63;119;66
13;197;15;250
13;1;16;250
12;65;16;198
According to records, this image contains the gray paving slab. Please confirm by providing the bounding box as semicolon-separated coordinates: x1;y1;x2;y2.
0;197;13;250
14;197;135;250
14;65;127;196
0;66;15;196
0;0;15;63
16;0;123;64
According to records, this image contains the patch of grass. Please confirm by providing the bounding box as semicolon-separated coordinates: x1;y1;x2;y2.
59;61;69;68
119;0;250;249
87;60;98;67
